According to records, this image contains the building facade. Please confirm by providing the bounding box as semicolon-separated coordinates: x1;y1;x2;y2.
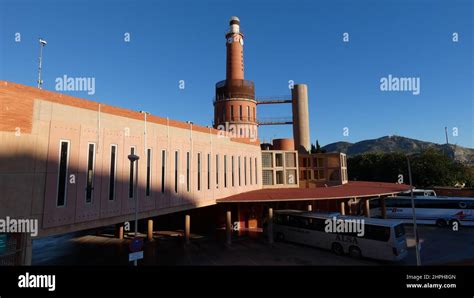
299;153;348;187
0;81;261;237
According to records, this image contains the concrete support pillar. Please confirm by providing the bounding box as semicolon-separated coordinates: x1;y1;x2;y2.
21;233;32;266
185;215;191;245
307;204;312;211
147;219;154;241
339;201;346;215
268;208;274;244
226;211;232;245
364;199;371;218
115;224;124;240
380;197;387;219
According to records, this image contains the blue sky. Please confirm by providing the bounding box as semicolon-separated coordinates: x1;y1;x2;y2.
1;0;472;147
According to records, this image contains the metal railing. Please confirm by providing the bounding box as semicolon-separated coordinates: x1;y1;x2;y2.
213;93;257;104
214;116;258;124
256;95;292;105
257;117;293;126
215;79;254;89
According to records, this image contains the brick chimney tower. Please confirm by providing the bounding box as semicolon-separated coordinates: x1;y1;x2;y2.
226;16;244;80
214;17;258;140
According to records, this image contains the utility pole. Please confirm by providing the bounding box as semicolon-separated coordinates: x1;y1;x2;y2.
37;38;47;89
128;154;140;266
407;156;421;266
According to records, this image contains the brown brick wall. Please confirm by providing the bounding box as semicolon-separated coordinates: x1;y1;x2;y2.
0;86;34;134
0;81;259;146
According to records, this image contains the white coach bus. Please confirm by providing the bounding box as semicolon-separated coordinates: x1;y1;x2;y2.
271;210;408;261
370;196;474;227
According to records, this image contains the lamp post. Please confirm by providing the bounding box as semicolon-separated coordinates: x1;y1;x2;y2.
128;153;140;266
407;156;421;266
37;38;47;89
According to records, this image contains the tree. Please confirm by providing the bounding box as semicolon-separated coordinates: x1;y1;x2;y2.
347;149;474;188
310;140;326;154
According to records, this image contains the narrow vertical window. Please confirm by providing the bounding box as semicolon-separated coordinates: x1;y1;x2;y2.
216;154;219;189
197;153;201;191
129;147;135;198
85;143;95;203
244;156;247;185
207;153;211;190
238;156;241;186
174;150;179;193
146;148;152;196
249;157;253;185
224;155;227;188
231;106;234;121
255;157;258;184
239;105;242;120
109;145;117;201
231;156;235;187
57;140;70;207
186;151;190;192
161;150;166;194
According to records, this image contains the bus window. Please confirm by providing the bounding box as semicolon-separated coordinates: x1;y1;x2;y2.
275;214;282;224
364;225;390;242
390;198;411;208
288;215;298;227
369;199;380;209
394;224;405;239
288;216;309;228
276;214;291;225
299;217;310;229
466;202;474;209
310;218;326;232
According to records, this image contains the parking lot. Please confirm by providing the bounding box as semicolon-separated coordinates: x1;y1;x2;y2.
31;223;474;266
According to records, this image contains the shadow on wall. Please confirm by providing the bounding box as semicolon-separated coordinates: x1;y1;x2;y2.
0;147;211;238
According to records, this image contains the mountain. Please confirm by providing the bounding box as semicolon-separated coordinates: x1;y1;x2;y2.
321;136;474;165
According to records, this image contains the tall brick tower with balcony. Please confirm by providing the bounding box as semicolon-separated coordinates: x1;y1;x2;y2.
214;16;257;140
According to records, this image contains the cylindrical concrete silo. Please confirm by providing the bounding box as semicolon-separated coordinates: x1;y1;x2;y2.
272;138;295;151
292;84;310;153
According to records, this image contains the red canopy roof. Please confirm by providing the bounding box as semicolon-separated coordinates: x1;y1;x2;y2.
217;181;411;203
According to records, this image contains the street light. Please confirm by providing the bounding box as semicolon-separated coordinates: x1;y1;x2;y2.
140;110;150;162
128;153;140;266
37;38;47;89
407;156;421;266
